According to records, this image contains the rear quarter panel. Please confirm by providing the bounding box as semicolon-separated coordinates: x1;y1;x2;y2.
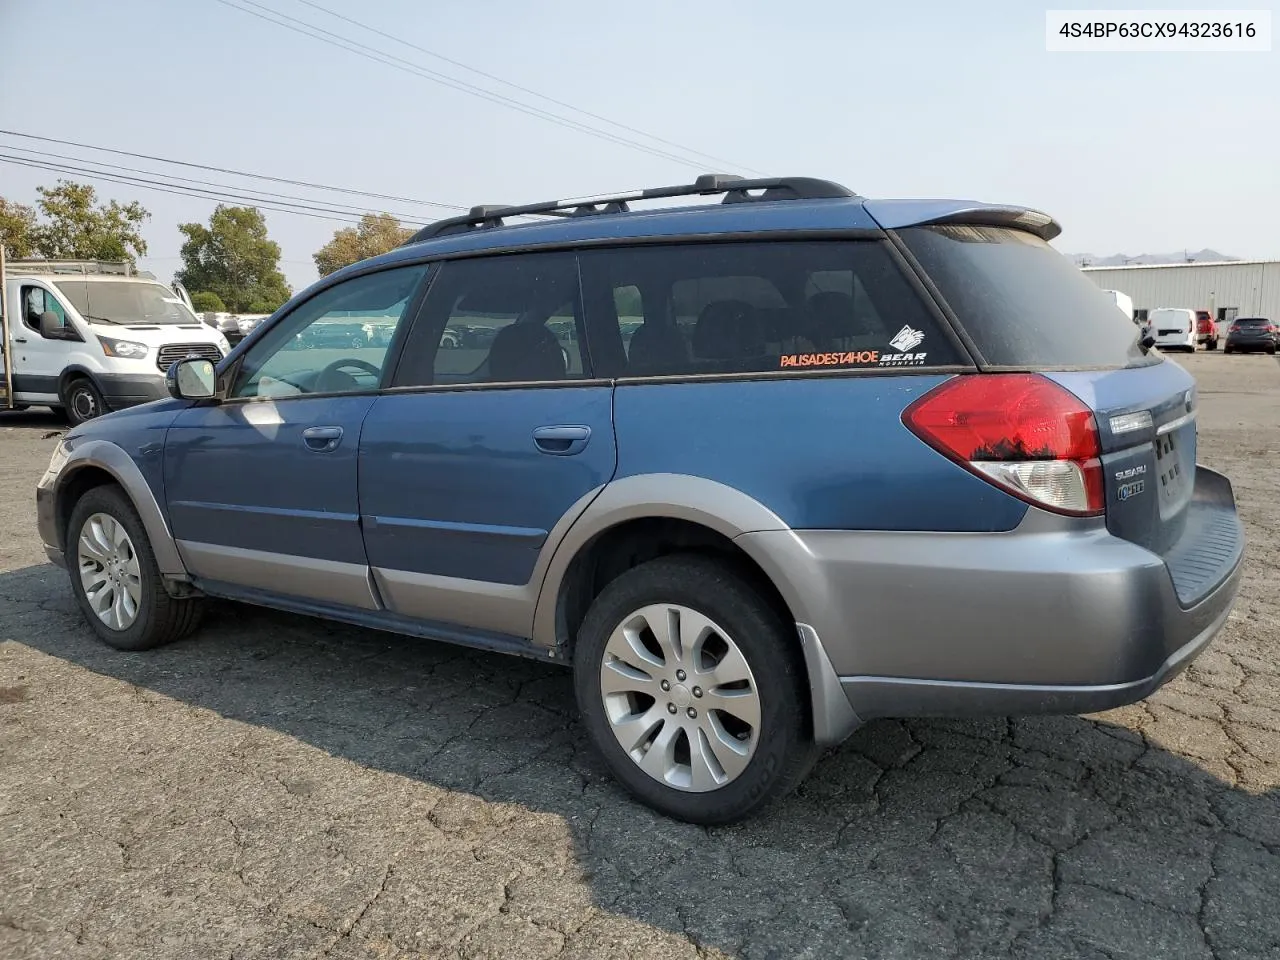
611;376;1028;532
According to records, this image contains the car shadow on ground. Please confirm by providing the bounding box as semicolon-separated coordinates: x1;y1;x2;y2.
3;560;1278;959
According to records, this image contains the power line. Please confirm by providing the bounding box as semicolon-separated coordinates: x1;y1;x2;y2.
213;0;754;173
0;154;381;225
0;144;431;224
294;0;760;174
0;128;464;211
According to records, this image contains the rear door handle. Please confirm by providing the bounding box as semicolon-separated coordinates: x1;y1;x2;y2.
533;424;591;456
302;425;344;452
12;337;26;343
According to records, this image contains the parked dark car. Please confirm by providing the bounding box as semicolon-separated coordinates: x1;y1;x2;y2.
297;320;371;349
1224;317;1277;354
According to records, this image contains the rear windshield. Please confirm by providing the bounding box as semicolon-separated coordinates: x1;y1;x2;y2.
901;225;1155;368
1236;318;1270;326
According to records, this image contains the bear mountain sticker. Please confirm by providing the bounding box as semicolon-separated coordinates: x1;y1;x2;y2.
889;325;925;353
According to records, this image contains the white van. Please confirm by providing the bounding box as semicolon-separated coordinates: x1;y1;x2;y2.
1147;307;1197;353
1;260;230;424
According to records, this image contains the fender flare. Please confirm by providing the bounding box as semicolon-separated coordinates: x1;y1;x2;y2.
528;473;859;744
55;439;188;578
530;473;792;648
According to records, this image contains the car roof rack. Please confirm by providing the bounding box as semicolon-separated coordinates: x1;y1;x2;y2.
5;259;147;278
403;174;858;245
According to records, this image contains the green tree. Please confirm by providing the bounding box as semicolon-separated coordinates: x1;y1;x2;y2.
189;291;227;313
0;197;38;258
313;213;413;277
176;206;291;313
30;181;149;264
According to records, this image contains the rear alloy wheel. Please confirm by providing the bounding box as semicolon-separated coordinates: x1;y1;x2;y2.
574;555;815;824
67;485;203;650
63;378;105;425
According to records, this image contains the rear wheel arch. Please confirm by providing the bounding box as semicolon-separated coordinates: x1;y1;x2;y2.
550;516;798;661
531;475;795;654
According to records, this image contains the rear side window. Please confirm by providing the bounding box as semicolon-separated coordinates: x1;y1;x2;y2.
579;241;962;378
902;226;1155;368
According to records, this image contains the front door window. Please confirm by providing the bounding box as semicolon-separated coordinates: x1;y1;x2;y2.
232;264;429;399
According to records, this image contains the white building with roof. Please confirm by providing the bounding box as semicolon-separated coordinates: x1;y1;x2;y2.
1080;259;1280;327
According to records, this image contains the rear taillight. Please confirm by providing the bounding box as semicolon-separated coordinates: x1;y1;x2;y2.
903;373;1104;516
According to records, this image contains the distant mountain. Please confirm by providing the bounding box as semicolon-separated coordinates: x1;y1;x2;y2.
1070;249;1240;267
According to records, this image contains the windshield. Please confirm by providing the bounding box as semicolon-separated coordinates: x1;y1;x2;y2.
901;225;1156;368
53;280;199;326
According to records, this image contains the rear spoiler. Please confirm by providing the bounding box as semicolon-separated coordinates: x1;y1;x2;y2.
861;200;1062;242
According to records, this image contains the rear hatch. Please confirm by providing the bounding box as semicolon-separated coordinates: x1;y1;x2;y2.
1231;318;1274;340
1150;309;1193;340
896;223;1235;604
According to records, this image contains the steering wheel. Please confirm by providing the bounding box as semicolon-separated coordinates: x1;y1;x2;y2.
315;357;382;392
319;357;381;379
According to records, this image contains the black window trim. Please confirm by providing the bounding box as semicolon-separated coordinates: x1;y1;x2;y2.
211;227;993;404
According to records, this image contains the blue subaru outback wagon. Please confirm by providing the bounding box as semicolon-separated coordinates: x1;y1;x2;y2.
37;175;1244;823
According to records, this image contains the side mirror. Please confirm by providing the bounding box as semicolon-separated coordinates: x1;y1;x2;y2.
39;310;70;340
166;357;217;400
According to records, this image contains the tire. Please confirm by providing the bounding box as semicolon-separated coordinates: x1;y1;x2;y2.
1224;345;1233;354
574;554;816;824
62;377;106;425
1206;338;1218;351
1269;345;1277;355
66;485;203;651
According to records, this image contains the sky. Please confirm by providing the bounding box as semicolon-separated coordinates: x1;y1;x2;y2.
1;0;1276;294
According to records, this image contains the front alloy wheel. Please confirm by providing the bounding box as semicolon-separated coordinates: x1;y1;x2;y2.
77;512;142;630
66;485;204;650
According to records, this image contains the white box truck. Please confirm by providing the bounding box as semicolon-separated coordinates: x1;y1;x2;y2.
0;251;230;424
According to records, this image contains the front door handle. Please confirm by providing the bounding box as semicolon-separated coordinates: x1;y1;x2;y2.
533;424;591;456
302;425;344;452
12;336;27;343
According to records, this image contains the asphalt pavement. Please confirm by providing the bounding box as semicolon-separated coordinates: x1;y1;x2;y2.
2;351;1279;960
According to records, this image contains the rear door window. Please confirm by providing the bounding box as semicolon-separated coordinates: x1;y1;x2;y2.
901;225;1156;368
579;240;963;377
392;252;586;387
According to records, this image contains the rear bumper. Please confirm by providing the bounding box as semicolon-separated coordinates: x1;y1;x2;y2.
739;466;1243;741
99;373;169;409
1226;336;1276;350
